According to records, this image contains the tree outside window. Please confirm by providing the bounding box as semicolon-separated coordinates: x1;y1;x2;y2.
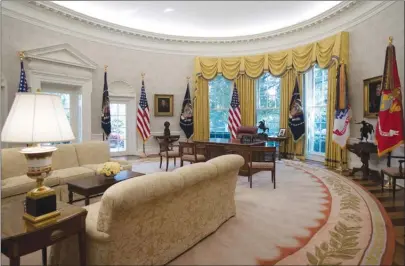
209;75;232;139
256;72;281;136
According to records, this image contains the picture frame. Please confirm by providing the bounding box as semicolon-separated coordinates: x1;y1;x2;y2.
363;76;383;118
278;128;286;137
154;94;174;117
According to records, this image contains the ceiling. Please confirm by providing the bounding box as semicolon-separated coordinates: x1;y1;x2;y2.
52;1;341;38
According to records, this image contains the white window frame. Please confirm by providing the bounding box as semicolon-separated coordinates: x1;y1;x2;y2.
304;65;328;161
41;87;82;143
208;75;232;139
255;72;281;136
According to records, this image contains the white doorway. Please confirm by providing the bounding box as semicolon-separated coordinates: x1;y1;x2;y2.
109;102;128;155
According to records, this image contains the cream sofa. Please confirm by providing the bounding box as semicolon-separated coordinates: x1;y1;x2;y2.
1;141;132;203
50;154;244;265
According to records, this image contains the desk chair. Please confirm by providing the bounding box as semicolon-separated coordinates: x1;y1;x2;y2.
179;142;206;166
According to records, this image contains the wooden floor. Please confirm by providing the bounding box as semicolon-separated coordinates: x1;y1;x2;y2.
305;160;405;265
353;178;405;266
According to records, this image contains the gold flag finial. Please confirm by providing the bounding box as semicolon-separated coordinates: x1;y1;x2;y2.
104;65;108;72
389;36;393;44
18;51;25;61
141;72;145;80
340;58;345;65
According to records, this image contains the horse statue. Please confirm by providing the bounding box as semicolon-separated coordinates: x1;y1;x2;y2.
258;120;269;134
355;120;374;142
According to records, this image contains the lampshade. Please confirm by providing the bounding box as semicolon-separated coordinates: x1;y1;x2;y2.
1;93;75;143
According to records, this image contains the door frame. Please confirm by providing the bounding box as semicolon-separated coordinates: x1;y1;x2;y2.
109;96;137;156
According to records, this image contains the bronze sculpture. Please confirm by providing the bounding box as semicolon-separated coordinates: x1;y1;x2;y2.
356;120;374;142
258;120;269;134
164;121;170;137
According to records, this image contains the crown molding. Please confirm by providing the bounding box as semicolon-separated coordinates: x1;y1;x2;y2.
1;1;396;55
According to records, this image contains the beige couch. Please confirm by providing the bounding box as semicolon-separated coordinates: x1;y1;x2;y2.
50;154;244;265
1;141;132;203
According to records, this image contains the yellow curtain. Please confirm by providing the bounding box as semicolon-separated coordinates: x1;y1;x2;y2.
235;75;255;126
280;70;305;159
193;31;349;169
193;77;209;141
195;32;346;79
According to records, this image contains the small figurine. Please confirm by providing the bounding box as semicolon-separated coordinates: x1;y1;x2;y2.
258;120;269;134
356;120;374;142
164;121;170;137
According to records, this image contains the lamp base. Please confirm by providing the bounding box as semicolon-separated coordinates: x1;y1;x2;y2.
24;192;60;223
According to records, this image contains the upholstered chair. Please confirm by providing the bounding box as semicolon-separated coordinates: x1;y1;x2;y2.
179;142;206;166
158;138;180;171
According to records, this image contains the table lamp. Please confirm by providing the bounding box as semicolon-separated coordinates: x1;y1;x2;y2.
1;92;75;223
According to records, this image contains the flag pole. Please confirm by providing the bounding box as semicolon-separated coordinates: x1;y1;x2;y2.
141;72;148;158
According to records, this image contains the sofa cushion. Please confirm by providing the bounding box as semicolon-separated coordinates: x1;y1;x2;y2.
50;167;95;185
1;174;59;199
74;141;110;166
52;144;80;170
1;147;28;180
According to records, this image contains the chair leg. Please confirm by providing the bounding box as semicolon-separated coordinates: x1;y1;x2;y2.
393;178;396;200
166;158;169;171
160;156;162;168
381;171;384;192
273;171;276;189
174;157;176;166
249;175;253;188
180;159;184;167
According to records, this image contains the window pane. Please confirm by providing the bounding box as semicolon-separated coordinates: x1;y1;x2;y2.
305;65;328;156
209;75;231;138
256;72;281;136
109;103;127;153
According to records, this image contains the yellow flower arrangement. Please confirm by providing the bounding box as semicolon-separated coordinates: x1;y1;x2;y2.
99;162;121;177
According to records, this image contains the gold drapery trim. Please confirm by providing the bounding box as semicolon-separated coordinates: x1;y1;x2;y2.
235;75;255;126
280;70;305;159
325;60;348;168
193;31;349;169
195;32;347;79
193;78;209;141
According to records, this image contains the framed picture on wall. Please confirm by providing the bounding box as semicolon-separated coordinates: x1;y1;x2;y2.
154;94;174;116
363;76;382;118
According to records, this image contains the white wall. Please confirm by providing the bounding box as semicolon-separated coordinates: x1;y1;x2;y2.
1;16;194;153
1;1;404;162
345;1;404;178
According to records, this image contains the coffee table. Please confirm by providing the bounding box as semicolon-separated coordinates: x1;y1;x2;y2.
67;170;145;205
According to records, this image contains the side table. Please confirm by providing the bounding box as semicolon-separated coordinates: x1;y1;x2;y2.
347;142;379;181
2;200;87;266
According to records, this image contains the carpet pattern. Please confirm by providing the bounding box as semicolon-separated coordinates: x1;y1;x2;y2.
1;159;394;265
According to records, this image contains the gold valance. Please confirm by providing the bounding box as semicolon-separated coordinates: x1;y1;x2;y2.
195;32;349;79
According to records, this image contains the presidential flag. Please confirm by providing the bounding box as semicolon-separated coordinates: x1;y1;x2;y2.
332;62;351;148
375;40;404;156
288;79;305;142
101;70;111;137
18;61;28;92
136;80;151;142
180;81;193;139
228;83;241;139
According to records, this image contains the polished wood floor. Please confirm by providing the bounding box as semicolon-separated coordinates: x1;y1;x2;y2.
305;160;405;265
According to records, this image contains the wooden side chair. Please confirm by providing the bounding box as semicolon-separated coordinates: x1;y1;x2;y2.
179;142;206;166
157;138;180;171
381;154;405;199
248;146;277;189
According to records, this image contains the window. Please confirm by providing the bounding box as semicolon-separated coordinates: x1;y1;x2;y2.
209;75;232;139
43;89;82;144
256;72;281;136
304;65;328;157
109;103;127;153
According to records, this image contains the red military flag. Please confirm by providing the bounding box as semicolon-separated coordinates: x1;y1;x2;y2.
228;83;241;139
375;38;404;156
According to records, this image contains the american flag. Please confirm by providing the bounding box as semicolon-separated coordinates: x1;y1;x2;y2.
18;61;28;92
136;80;151;142
228;83;241;139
